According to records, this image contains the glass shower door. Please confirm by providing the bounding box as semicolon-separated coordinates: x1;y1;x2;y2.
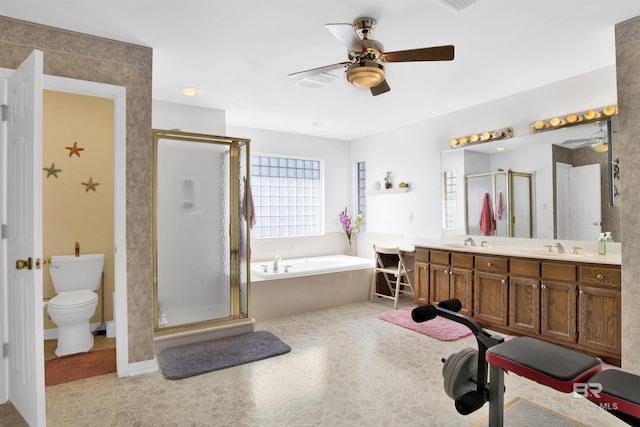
153;130;250;333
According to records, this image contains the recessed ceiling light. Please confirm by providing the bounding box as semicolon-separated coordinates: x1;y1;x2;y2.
496;147;505;151
181;87;199;97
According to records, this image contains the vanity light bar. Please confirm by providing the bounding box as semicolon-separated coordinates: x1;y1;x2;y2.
449;127;513;148
530;105;618;134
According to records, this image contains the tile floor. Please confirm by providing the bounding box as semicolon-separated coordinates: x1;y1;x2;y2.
1;297;628;426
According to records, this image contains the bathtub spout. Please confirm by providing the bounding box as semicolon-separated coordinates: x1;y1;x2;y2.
273;255;282;272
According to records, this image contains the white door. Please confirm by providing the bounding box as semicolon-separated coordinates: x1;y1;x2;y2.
6;50;45;426
568;164;601;241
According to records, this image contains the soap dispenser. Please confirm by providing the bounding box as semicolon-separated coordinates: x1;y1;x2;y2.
598;233;607;255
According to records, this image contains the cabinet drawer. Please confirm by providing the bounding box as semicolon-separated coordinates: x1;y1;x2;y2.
414;248;429;263
542;263;577;282
430;250;450;265
511;259;540;278
451;253;473;269
475;256;508;273
579;266;621;288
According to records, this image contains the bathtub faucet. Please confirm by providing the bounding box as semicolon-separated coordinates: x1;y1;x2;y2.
273;255;282;272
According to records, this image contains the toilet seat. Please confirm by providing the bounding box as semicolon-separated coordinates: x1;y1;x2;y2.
48;290;98;309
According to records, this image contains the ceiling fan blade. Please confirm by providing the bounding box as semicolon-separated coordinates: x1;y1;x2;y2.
288;62;349;79
370;79;390;96
560;138;591;149
325;23;364;52
381;45;455;63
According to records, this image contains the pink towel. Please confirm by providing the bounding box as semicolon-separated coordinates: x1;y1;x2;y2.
495;191;503;220
479;192;495;236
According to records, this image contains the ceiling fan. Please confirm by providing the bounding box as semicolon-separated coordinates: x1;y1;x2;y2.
561;121;609;152
288;17;455;96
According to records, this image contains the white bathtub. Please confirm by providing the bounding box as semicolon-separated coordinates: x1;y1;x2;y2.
250;254;375;320
251;254;374;279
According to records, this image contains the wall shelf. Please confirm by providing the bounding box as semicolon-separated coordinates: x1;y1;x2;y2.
367;187;410;195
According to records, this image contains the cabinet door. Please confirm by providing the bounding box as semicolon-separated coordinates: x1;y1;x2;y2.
450;268;473;317
509;277;540;334
414;261;430;305
578;286;621;355
473;271;509;326
429;264;450;305
540;280;576;343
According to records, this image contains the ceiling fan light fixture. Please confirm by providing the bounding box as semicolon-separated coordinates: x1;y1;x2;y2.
592;143;609;152
346;62;385;88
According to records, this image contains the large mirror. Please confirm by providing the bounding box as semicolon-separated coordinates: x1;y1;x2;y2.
442;117;620;241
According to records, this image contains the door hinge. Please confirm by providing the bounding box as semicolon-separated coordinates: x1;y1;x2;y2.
2;343;8;359
1;224;6;240
1;104;6;122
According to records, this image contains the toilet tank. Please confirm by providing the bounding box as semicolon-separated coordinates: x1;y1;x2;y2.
49;253;105;293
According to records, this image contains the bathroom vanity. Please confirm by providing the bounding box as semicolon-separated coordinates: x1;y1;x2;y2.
413;243;621;366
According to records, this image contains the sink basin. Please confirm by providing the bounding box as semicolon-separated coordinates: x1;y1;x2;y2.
520;249;594;258
440;243;491;250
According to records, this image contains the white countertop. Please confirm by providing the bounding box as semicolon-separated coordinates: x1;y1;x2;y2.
412;236;621;266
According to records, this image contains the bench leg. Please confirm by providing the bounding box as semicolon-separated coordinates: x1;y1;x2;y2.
488;364;504;427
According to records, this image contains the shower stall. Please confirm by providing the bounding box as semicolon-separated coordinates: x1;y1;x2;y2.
153;130;251;335
465;170;533;238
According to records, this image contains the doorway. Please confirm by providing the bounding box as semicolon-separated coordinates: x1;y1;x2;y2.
0;62;128;424
40;76;128;376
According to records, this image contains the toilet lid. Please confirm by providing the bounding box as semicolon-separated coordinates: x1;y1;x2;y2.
48;290;98;309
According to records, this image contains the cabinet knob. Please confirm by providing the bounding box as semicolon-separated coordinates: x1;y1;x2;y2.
579;290;585;295
487;262;493;267
596;274;604;280
532;283;537;289
541;284;547;290
501;279;506;284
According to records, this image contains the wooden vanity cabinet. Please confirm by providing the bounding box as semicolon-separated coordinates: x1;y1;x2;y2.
450;254;473;317
577;266;622;356
473;256;509;326
540;262;577;343
412;245;621;365
508;259;541;334
413;248;430;304
428;250;473;316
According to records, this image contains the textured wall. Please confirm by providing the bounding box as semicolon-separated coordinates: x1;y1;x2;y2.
0;16;154;363
616;15;640;373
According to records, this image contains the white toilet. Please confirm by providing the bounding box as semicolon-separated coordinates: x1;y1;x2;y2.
47;253;105;357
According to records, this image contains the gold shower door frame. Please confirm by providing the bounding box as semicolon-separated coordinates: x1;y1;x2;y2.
152;129;251;336
464;170;533;238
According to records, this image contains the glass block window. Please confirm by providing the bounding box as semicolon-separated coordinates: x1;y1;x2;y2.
250;155;322;237
357;162;367;232
443;170;457;229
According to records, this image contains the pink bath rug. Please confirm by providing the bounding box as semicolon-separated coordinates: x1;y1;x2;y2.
378;307;473;341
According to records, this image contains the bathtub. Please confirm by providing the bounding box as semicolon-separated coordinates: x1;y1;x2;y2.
250;254;375;320
251;254;374;279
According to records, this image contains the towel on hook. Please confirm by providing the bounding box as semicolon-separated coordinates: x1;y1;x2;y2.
495;191;503;220
241;178;256;229
479;192;495;236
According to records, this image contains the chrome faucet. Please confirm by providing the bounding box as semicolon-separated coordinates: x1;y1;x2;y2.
464;237;476;247
554;242;565;254
273;255;282;272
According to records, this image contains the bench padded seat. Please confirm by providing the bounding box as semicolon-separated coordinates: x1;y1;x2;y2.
587;369;640;419
486;336;602;393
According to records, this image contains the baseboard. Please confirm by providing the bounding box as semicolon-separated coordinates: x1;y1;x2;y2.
127;358;157;377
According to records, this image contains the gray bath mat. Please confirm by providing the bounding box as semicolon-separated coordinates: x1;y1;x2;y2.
158;330;291;380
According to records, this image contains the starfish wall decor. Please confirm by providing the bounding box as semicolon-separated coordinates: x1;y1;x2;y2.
65;141;85;157
43;163;62;178
81;177;100;192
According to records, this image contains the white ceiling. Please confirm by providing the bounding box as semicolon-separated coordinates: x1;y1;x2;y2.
2;0;640;140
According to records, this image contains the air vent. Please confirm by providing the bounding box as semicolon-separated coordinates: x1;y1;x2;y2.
294;72;338;90
432;0;477;12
